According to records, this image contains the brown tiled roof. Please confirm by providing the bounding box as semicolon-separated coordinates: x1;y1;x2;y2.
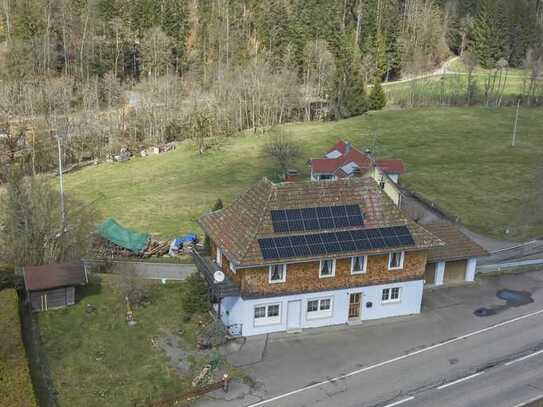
199;177;444;267
424;222;488;262
24;263;87;291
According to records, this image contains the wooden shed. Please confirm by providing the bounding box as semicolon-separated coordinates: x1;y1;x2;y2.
23;263;88;312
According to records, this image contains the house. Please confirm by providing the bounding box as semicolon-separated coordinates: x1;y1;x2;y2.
197;177;444;336
23;263;88;312
310;140;405;183
423;222;488;286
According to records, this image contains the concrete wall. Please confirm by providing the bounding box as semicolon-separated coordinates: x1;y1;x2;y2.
220;279;424;336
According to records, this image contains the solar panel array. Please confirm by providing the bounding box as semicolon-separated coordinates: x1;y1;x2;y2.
258;225;415;260
271;205;363;233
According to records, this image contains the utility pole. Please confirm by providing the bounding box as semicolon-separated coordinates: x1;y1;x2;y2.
512;99;520;147
56;135;65;229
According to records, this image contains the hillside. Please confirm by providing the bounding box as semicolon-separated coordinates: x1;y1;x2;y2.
64;107;543;241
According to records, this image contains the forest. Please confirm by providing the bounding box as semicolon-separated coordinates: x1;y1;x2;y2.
0;0;542;175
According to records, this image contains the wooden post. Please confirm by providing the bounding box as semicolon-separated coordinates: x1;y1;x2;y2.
512;99;520;147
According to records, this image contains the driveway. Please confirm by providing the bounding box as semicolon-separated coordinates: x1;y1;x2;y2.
198;270;543;406
84;259;196;281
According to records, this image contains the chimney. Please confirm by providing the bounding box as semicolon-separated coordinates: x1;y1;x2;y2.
345;141;352;154
285;169;299;182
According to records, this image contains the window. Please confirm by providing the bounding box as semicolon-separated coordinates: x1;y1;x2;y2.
388;251;405;270
318;174;335;181
382;287;401;303
319;259;336;278
269;264;287;283
216;247;222;266
307;297;333;319
254;303;281;326
351;256;367;274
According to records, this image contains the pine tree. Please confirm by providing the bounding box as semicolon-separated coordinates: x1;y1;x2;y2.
368;76;386;110
472;0;507;68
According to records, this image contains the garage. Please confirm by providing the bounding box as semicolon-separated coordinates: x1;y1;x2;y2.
423;222;488;287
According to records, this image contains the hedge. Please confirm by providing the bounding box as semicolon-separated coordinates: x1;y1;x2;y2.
0;289;37;407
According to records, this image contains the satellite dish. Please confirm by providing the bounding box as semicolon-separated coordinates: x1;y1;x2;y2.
213;270;225;283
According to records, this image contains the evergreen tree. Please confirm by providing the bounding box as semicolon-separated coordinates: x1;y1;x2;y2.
368;76;386;110
472;0;507;68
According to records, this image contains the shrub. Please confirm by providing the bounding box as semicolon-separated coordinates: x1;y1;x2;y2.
181;273;210;317
0;289;38;407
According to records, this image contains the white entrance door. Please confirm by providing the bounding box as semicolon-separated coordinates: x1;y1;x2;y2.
287;300;302;331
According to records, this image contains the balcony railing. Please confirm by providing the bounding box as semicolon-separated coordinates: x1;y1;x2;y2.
192;250;241;299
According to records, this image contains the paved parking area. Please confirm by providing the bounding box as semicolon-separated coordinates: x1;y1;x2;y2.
198;270;543;406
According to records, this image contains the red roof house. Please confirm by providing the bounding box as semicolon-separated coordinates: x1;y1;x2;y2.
310;140;405;182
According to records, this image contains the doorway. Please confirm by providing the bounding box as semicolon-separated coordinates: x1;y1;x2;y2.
287;300;302;331
349;292;362;320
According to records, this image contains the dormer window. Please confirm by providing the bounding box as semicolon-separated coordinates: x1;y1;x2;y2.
269;264;287;283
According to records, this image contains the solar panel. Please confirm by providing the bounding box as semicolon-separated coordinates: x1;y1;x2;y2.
258;226;416;260
271;204;365;233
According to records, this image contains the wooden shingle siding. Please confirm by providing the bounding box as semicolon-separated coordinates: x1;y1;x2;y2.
239;251;428;296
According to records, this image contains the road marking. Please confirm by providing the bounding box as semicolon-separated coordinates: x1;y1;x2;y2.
436;372;484;390
246;308;543;407
512;394;543;407
505;349;543;367
383;396;415;407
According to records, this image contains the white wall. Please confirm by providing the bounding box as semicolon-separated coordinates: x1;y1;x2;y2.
219;280;424;336
465;257;477;282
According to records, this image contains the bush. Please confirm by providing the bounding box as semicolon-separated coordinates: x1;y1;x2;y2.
0;289;38;407
181;273;210;317
0;267;16;290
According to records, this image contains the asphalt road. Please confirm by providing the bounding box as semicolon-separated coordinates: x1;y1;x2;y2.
246;308;543;407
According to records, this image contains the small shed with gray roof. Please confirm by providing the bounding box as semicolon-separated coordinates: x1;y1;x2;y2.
23;263;88;312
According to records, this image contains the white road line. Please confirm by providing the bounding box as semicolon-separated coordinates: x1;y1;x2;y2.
436;372;484;390
505;349;543;367
512;394;543;407
383;396;415;407
246;308;543;407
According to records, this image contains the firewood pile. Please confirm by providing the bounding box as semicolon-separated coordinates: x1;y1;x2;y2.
141;239;170;258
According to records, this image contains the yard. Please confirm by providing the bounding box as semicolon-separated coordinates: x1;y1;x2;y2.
64;107;543;241
37;274;224;407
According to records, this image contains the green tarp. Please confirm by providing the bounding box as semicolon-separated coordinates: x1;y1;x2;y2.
96;218;150;253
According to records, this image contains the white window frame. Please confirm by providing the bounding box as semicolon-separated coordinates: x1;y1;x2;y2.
229;261;236;274
306;297;334;320
268;264;287;284
381;287;401;304
254;303;281;327
319;259;336;278
388;251;405;270
317;173;336;181
216;247;222;266
351;256;367;274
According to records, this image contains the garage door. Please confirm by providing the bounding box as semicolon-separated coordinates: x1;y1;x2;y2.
424;263;436;285
444;260;467;283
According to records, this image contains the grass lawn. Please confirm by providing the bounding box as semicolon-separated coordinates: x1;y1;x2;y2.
65;107;543;241
37;274;216;407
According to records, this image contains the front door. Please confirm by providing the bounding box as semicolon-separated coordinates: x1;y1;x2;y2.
349;293;361;320
287;300;302;331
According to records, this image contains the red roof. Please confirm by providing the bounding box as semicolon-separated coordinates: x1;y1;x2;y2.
24;263;87;291
375;159;405;174
312;140;405;176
